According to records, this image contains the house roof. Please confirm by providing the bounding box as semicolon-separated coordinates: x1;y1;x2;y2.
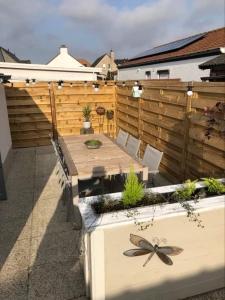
199;53;225;69
77;58;91;67
91;53;108;67
0;47;30;63
119;27;225;69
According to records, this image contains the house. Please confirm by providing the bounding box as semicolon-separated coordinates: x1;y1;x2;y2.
77;58;91;67
118;27;225;81
0;46;30;63
0;45;101;82
92;50;118;79
199;53;225;82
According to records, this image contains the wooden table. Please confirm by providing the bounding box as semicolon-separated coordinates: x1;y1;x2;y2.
59;133;148;180
59;134;148;228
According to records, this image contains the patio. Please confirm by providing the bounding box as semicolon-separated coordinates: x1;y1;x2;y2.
0;146;224;300
0;146;87;300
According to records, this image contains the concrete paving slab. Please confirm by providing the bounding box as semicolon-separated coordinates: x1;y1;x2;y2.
36;145;54;155
28;260;85;300
30;230;81;266
0;237;30;274
0;269;28;300
0;191;33;222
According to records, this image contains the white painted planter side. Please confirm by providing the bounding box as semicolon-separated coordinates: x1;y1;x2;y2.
79;181;225;300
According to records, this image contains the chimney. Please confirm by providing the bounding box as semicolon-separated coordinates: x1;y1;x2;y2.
60;45;68;55
110;49;115;61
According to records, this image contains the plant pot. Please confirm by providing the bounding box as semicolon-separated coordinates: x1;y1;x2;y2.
83;121;91;129
79;180;225;300
96;106;106;116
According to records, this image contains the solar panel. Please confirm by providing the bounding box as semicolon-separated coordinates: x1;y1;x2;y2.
131;33;206;59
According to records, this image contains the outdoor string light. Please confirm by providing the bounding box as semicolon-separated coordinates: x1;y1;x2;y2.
57;80;64;89
25;79;30;86
31;79;36;85
84;80;87;86
122;81;126;87
104;80;107;86
48;81;51;88
70;82;73;87
93;83;99;92
187;83;193;96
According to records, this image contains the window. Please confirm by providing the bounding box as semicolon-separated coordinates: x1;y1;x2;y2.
145;71;151;79
157;69;170;79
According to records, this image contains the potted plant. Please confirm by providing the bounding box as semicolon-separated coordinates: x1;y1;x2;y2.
82;105;92;129
106;110;114;120
96;106;106;116
79;174;225;300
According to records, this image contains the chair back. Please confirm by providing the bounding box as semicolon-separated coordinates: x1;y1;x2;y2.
142;145;163;172
126;135;141;157
116;129;129;147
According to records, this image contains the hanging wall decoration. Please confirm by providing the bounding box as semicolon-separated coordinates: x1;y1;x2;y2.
123;234;183;267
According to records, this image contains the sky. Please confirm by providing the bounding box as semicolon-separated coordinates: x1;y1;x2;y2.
0;0;224;64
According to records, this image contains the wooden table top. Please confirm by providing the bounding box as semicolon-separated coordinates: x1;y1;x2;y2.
59;134;145;179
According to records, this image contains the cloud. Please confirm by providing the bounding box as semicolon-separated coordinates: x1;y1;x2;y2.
0;0;224;63
60;0;224;58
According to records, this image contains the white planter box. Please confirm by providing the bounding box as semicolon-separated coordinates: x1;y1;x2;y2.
79;181;225;300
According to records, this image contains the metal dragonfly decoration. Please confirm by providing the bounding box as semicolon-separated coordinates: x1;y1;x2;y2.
123;234;183;267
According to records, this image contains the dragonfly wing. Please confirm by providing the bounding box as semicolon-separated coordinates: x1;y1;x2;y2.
158;246;183;256
156;252;173;265
123;249;150;257
130;234;154;251
143;252;155;267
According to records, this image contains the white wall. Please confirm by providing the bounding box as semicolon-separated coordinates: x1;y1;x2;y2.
0;84;12;163
48;47;83;68
0;62;102;82
118;56;216;81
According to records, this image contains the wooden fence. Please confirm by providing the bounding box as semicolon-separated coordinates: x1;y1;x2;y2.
5;81;116;148
116;81;225;182
4;80;225;182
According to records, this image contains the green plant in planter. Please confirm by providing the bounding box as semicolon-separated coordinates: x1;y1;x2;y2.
203;178;225;194
82;105;92;121
122;167;144;206
173;179;197;201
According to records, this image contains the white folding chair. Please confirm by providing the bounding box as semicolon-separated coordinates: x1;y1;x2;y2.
142;145;163;186
116;129;129;147
126;135;141;158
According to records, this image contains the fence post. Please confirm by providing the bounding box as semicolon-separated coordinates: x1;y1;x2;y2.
181;82;192;181
49;82;58;140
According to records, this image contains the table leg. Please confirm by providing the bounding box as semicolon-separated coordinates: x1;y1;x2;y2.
72;176;82;230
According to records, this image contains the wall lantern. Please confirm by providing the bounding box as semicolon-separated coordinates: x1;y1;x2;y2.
187;83;193;96
104;80;107;86
58;80;64;89
31;79;36;85
93;83;99;92
70;82;73;87
132;81;143;98
84;80;87;86
122;81;126;87
25;79;30;86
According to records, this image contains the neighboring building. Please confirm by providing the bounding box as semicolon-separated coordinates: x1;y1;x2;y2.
0;46;30;63
92;50;118;79
199;53;225;82
77;58;91;67
118;27;225;81
0;45;101;82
